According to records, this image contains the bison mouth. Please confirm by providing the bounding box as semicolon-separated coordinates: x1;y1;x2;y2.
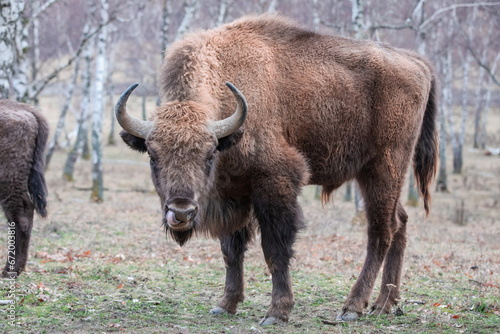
162;217;196;246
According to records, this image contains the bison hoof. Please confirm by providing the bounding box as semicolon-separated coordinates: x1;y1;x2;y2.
258;316;282;326
336;310;361;321
368;305;391;316
209;306;228;315
1;270;18;279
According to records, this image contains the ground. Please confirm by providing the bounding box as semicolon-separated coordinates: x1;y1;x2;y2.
0;97;499;333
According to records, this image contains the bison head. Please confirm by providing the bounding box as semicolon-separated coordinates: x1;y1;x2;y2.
115;83;247;245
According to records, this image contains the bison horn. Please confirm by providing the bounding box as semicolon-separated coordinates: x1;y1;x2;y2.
209;82;248;139
115;83;153;139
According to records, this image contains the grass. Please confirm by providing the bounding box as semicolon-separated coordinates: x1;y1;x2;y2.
0;96;499;333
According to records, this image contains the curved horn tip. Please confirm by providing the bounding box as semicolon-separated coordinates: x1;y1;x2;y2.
117;83;139;105
225;81;236;91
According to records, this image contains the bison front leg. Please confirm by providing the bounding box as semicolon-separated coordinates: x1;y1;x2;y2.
210;227;250;315
252;177;304;326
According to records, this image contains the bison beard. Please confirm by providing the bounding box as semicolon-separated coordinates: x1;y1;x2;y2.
116;14;438;325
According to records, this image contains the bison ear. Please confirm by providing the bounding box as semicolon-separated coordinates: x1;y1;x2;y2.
217;128;243;151
120;130;147;153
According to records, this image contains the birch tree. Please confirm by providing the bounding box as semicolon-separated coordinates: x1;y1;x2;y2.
106;46;115;145
91;0;109;202
311;0;320;32
11;0;29;102
479;53;500;149
63;1;96;181
216;0;231;27
448;8;476;174
176;0;199;41
0;0;19;99
351;0;365;39
45;55;81;168
30;0;41;106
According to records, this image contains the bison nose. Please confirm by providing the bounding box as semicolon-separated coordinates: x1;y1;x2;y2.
166;205;198;225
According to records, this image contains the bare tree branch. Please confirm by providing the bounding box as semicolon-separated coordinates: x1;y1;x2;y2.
28;16;115;100
31;0;59;20
420;2;500;32
467;43;500;87
369;23;412;35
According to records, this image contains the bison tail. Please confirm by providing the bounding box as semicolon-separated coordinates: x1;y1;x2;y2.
28;110;49;218
413;77;439;217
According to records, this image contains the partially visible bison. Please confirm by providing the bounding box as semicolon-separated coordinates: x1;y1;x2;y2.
0;100;49;278
116;15;438;325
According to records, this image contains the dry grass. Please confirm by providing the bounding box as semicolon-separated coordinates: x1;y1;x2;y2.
0;96;499;333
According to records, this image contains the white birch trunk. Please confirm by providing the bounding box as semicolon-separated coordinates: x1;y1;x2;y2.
216;0;230;27
176;0;198;41
63;2;96;181
266;0;278;13
160;0;172;53
31;0;40;106
46;55;81;169
11;0;28;102
452;51;470;174
0;0;17;99
473;22;492;148
350;0;365;39
107;46;115;145
413;0;426;55
311;0;320;32
91;0;108;202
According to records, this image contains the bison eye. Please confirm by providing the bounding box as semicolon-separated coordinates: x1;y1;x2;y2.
148;153;157;166
205;154;215;174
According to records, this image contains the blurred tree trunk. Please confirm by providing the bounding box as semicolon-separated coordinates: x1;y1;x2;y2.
452;51;470;174
31;0;40;107
267;0;278;13
157;0;172;106
344;182;352;201
350;0;365;39
0;0;18;99
91;0;109;202
472;21;492;149
479;53;500;149
107;47;115;145
216;0;230;27
11;0;28;102
408;172;419;206
311;0;320;32
354;182;363;214
407;0;427;205
46;55;81;169
160;0;171;52
436;48;451;192
63;2;96;181
142;95;147;120
176;0;199;41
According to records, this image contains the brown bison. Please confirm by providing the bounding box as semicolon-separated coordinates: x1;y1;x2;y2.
0;100;49;278
116;15;438;325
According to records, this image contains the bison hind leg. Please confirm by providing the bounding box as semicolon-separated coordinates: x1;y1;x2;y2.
1;195;35;277
369;201;408;316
